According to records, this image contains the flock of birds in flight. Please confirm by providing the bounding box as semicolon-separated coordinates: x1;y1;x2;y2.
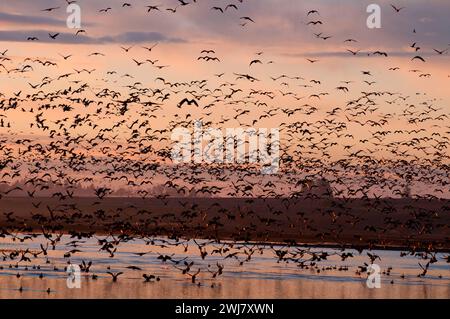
0;0;449;294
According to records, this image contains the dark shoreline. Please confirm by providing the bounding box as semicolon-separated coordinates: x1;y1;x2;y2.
1;197;449;252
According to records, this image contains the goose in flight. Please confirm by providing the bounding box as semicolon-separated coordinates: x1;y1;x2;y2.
391;4;405;12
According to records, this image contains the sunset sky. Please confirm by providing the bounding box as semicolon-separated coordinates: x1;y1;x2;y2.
1;0;449;94
0;0;449;197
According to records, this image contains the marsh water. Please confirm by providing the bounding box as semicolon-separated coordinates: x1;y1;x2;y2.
0;235;448;299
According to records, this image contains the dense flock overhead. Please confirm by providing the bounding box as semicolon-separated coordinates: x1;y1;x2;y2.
0;1;448;198
0;0;449;290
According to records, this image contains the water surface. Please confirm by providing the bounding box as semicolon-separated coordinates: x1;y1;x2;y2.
0;235;448;298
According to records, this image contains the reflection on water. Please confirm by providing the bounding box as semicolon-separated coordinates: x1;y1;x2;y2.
0;235;448;299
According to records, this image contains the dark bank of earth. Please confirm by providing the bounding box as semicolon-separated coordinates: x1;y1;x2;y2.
0;197;449;252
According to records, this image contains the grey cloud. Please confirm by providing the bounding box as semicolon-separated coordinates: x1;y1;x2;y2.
0;30;185;44
174;0;450;49
98;32;186;44
0;12;64;26
1;0;448;50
